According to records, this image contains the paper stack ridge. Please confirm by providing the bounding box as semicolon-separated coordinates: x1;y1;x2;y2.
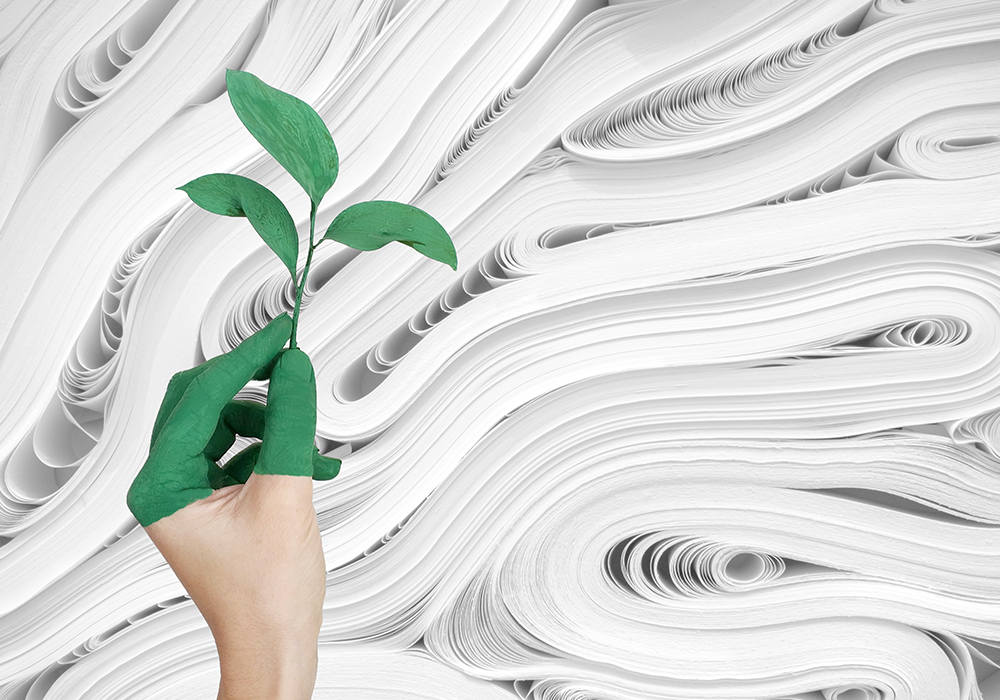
1;0;1000;698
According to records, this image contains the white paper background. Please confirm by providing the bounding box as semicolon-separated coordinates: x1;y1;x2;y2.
2;0;1000;698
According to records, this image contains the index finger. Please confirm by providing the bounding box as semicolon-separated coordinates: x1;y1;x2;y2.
149;356;222;450
156;314;292;453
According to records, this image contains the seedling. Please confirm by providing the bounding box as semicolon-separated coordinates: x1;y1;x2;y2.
179;69;457;349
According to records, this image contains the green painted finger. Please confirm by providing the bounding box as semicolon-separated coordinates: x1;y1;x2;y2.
215;441;340;483
226;444;340;481
220;441;262;484
149;357;221;450
207;462;243;490
205;400;342;478
205;400;267;461
255;348;316;476
212;443;340;484
157;346;275;452
156;314;292;454
313;452;341;480
251;351;282;382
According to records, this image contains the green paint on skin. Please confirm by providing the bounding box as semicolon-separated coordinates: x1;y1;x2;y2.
126;313;340;527
135;69;455;527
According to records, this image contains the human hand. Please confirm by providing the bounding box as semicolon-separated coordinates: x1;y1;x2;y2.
126;313;340;700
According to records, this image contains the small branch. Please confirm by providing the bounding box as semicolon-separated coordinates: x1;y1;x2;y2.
289;200;318;349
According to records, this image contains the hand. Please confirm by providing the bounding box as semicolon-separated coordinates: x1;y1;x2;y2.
126;313;340;700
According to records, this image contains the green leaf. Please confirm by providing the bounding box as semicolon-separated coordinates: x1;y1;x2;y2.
178;173;299;278
323;201;457;271
225;69;339;204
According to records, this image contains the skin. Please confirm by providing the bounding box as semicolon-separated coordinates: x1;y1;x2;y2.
127;313;339;699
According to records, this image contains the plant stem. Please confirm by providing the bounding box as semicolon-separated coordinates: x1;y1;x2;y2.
289;200;318;350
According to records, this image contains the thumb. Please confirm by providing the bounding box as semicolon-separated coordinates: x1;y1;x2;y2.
253;348;317;478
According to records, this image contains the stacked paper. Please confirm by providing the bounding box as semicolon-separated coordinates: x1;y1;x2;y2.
2;0;1000;697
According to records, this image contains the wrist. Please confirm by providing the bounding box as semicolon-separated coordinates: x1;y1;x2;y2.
216;639;318;700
